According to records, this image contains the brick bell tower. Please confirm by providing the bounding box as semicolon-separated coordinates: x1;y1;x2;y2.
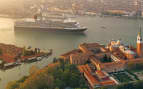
137;28;143;57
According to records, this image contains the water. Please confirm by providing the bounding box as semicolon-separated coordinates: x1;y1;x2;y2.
0;16;141;89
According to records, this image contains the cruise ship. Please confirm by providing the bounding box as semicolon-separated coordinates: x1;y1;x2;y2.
14;15;87;32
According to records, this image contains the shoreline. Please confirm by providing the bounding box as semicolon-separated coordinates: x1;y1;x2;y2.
0;43;53;71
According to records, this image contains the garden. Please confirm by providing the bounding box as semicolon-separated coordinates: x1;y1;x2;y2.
112;72;133;83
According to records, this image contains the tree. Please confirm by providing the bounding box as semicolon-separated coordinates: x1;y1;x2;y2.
6;81;19;89
53;57;58;63
134;80;143;89
6;58;88;89
29;65;39;75
0;48;2;55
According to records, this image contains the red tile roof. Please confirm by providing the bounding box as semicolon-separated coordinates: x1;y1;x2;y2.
96;70;107;79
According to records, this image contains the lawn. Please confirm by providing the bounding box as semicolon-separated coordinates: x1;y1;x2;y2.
125;70;140;80
113;72;133;83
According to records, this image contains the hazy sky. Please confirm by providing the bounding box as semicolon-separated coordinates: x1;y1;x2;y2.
0;0;22;6
0;0;19;4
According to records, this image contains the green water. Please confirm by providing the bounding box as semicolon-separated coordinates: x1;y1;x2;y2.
0;16;141;89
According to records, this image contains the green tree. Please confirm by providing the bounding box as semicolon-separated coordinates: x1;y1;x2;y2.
6;81;19;89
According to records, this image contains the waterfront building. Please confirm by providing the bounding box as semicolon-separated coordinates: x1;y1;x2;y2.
78;64;116;89
107;40;136;59
137;29;143;57
60;29;143;88
70;53;89;65
101;0;136;12
60;49;81;61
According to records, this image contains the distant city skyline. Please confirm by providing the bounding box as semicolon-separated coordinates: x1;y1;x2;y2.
0;0;143;16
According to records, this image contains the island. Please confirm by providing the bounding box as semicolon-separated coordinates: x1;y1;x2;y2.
6;30;143;89
0;43;52;70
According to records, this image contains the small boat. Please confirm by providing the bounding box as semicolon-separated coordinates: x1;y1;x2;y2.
36;57;42;61
23;57;37;63
2;62;21;70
